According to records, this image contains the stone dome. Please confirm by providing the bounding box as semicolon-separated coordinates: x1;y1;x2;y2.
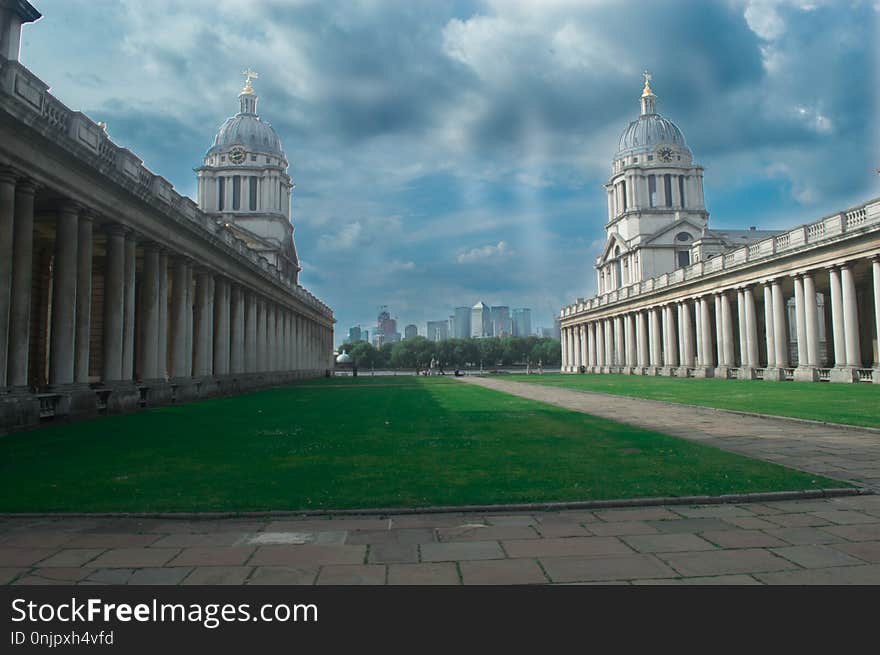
206;79;285;159
615;73;690;160
207;114;284;158
617;113;688;158
336;351;352;364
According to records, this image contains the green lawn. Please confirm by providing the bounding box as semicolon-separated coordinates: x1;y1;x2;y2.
508;374;880;428
0;377;846;513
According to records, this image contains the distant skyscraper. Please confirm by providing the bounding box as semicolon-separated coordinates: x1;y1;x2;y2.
348;326;362;343
404;324;418;339
453;307;471;339
471;302;491;338
376;306;400;344
362;329;369;343
448;315;455;338
512;309;532;337
427;320;449;342
490;306;511;337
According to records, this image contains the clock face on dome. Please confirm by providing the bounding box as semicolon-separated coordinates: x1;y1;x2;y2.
656;146;674;162
229;146;246;164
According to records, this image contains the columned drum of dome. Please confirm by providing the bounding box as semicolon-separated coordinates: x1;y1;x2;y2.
196;72;299;286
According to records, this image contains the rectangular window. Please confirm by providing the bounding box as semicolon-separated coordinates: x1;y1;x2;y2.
677;250;690;268
218;176;225;211
278;181;283;211
664;174;672;208
648;175;656;208
232;175;241;211
678;175;686;207
249;176;258;210
621;180;627;211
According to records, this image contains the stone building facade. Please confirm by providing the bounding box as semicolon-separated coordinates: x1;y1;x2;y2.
0;2;335;432
560;74;880;384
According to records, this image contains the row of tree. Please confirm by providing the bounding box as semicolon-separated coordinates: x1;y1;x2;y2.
340;336;561;371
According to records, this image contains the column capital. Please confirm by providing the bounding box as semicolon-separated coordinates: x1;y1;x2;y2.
103;223;130;238
57;199;85;216
0;166;18;185
13;177;40;196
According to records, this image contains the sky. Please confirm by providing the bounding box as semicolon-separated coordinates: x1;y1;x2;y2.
18;0;879;344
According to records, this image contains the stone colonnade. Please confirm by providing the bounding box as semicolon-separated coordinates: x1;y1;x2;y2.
0;170;334;429
561;257;880;383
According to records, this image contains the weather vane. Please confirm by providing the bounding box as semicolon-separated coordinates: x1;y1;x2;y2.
241;68;259;93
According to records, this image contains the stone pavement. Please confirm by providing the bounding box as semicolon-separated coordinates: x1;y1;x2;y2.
460;376;880;491
2;495;880;584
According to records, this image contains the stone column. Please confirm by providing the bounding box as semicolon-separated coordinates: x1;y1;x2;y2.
828;266;845;368
701;296;715;369
580;323;588;370
666;305;678;368
102;226;126;382
74;211;93;384
169;257;189;379
595;320;605;368
184;263;193;377
290;312;299;371
625;313;636;368
257;298;266;373
873;257;880;379
771;278;788;368
213;277;230;376
736;289;746;366
713;294;724;368
680;301;694;368
267;303;277;372
49;202;79;387
694;299;704;366
7;180;36;389
245;291;258;374
0;169;14;387
157;251;168;380
614;317;624;368
841;262;861;367
793;275;807;368
230;285;245;374
604;319;613;367
744;286;759;371
803;272;819;368
719;292;734;369
573;326;581;370
763;283;776;369
636;311;647;369
137;245;160;380
649;308;661;368
122;233;137;381
560;328;567;371
193;271;214;377
587;323;596;373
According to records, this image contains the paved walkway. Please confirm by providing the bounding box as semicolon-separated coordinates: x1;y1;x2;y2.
2;496;880;584
460;376;880;491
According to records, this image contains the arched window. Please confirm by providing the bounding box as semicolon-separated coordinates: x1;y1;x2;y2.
676;232;691;242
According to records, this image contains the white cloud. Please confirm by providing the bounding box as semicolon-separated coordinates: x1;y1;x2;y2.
456;240;512;264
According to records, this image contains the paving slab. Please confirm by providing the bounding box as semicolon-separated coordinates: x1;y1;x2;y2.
540;554;676;583
821;523;880;542
367;543;419;564
535;522;592;538
84;568;134;584
828;541;880;563
755;564;880;585
250;545;365;567
34;548;105;568
771;545;865;568
316;564;386;585
247;566;318;585
764;526;846;546
0;548;57;567
593;508;681;522
88;548;180;568
420;541;505;562
632;574;762;585
0;567;28;584
503;536;632;559
128;567;192;585
700;530;788;549
622;533;716;554
586;521;659;537
437;525;539;542
387;563;460;585
459;559;547;585
659;548;796;577
66;533;161;548
181;566;253;585
646;518;734;534
168;546;255;567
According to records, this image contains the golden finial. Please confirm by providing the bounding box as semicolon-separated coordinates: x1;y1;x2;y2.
642;70;654;97
241;68;259;94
